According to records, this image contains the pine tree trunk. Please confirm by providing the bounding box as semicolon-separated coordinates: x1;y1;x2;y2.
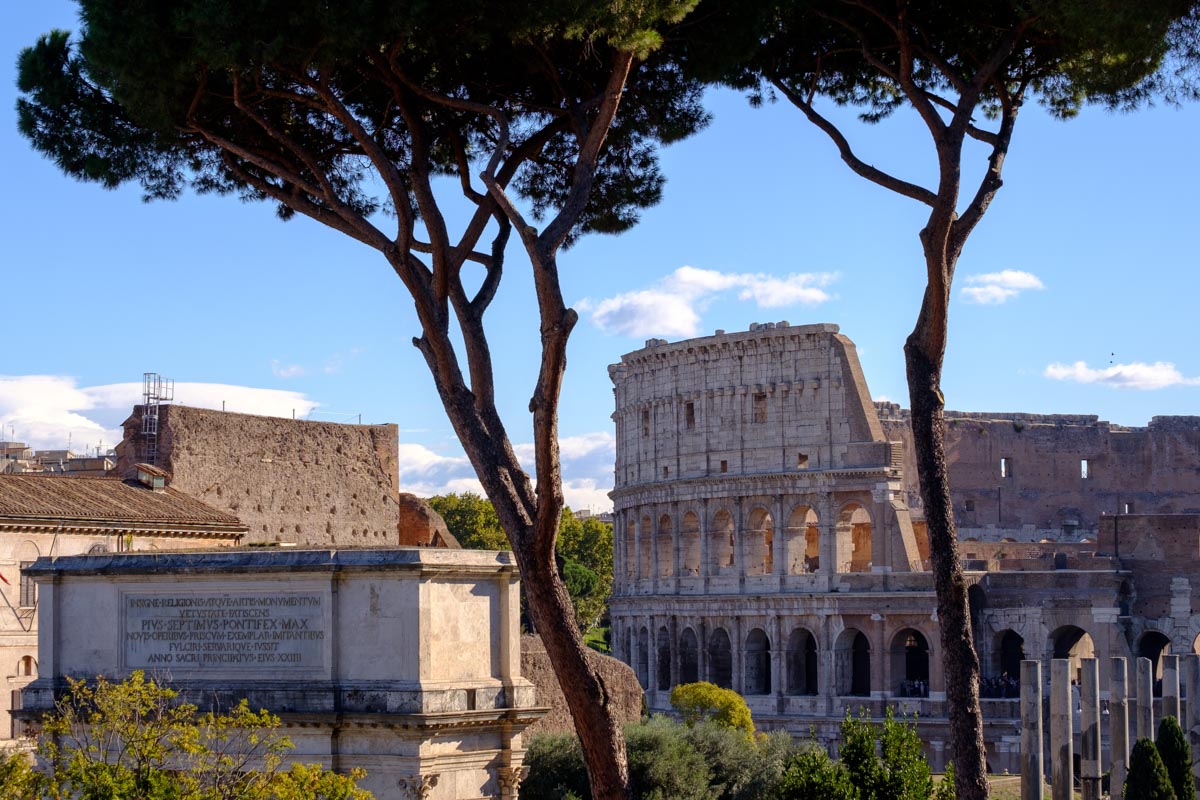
905;297;989;800
514;543;632;799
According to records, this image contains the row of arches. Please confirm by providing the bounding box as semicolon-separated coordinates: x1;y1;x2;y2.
629;624;931;698
620;502;875;581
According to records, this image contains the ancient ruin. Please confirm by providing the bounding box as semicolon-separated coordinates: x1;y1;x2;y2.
608;322;1200;771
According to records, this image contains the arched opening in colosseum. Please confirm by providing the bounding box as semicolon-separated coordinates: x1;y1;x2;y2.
746;507;774;576
710;509;735;574
636;627;650;686
657;625;672;690
891;629;930;697
786;628;818;695
680;511;701;576
656;514;674;578
786;505;819;574
996;630;1025;686
1138;631;1172;696
624;520;637;578
639;515;653;579
837;503;873;573
708;628;733;689
679;628;699;685
836;629;871;696
1050;625;1095;684
744;628;771;695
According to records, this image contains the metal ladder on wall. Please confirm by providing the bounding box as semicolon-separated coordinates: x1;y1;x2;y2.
141;372;174;466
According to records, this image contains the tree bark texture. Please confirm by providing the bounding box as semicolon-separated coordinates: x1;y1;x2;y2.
905;305;989;800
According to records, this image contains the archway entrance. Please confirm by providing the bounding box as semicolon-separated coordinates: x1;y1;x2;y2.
744;628;771;694
786;628;818;695
708;628;732;689
891;629;930;697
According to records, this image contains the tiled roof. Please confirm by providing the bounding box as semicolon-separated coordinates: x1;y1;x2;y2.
0;473;243;527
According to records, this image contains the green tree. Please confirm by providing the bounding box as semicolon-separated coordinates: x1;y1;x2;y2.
0;749;38;800
1157;715;1196;800
1127;736;1178;800
838;709;933;800
669;682;754;738
777;745;857;800
18;3;706;796
427;493;508;551
681;3;1200;796
35;671;370;800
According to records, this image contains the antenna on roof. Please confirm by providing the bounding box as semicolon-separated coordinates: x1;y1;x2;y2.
141;372;175;466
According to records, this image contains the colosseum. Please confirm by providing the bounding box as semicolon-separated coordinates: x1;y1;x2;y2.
607;322;1200;770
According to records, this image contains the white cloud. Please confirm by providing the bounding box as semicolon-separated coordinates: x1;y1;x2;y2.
271;360;307;378
400;432;615;511
961;270;1045;305
580;266;836;338
1043;361;1200;391
0;375;320;452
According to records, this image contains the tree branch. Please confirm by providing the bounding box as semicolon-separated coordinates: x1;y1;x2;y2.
772;78;938;206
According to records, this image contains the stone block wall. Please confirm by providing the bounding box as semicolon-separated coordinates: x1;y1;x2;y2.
879;406;1200;538
117;405;401;546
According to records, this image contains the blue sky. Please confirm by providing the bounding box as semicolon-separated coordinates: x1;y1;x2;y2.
4;2;1199;511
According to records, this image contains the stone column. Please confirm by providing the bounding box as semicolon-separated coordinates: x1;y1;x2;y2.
1185;654;1200;785
669;615;680;691
818;493;836;576
699;500;711;580
771;615;784;700
1110;657;1130;800
733;615;744;694
1051;658;1073;800
647;616;659;695
1136;656;1154;741
1163;653;1181;722
1079;658;1101;800
649;509;660;585
772;494;786;577
733;498;745;579
1021;659;1044;800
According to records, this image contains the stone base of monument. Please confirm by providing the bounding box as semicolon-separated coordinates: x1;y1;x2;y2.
19;548;545;800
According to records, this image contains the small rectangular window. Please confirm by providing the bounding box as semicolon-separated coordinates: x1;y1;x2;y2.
753;393;767;424
1000;457;1012;479
662;466;669;479
797;453;809;469
1081;459;1090;479
1122;501;1134;514
19;562;35;608
641;408;650;437
720;460;728;474
685;402;696;431
965;499;975;512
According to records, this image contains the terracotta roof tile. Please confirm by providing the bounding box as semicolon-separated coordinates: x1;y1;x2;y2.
0;473;243;527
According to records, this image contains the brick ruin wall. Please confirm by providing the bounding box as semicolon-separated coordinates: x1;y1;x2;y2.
877;404;1200;538
118;405;402;546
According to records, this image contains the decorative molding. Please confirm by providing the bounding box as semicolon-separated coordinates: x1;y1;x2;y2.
397;772;439;799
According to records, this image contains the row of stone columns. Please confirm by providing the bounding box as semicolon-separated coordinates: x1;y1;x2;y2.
1022;654;1200;800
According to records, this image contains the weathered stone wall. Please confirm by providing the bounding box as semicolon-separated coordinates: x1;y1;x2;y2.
878;405;1200;538
519;634;643;736
118;405;401;546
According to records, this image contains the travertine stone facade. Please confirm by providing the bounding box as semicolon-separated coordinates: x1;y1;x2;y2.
117;405;403;546
21;548;543;800
878;405;1200;540
609;323;1200;773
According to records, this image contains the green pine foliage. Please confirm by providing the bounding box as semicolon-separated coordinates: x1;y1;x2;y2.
1127;736;1179;800
1157;716;1196;800
777;745;857;800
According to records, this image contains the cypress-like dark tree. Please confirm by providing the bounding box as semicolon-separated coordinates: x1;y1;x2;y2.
17;3;707;797
1128;736;1179;800
1158;715;1196;800
675;3;1200;796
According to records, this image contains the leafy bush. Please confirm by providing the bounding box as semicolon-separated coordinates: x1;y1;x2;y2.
625;716;713;800
1157;716;1195;800
777;743;857;800
679;721;797;800
1126;736;1178;800
670;682;755;737
519;732;589;800
834;709;934;800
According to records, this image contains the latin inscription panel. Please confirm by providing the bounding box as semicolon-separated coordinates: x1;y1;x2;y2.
124;591;326;671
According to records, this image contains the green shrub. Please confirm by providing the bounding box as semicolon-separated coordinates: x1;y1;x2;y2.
1157;716;1195;800
680;721;798;800
777;743;857;800
1126;736;1178;800
838;709;933;800
519;732;588;800
670;682;755;737
625;716;713;800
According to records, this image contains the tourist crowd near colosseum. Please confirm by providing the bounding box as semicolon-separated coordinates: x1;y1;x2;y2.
607;322;1200;772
